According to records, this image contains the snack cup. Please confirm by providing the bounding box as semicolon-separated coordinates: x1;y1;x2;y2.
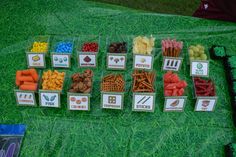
132;36;155;71
106;35;130;70
132;70;156;112
161;46;184;72
26;35;50;68
192;77;218;112
100;72;126;110
77;35;100;68
14;70;42;107
163;74;187;112
67;70;94;111
38;70;66;108
187;44;210;77
50;36;75;68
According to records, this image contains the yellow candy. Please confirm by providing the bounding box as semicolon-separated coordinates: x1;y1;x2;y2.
31;42;48;53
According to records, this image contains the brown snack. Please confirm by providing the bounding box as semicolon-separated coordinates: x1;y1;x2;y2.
108;42;127;53
69;70;93;93
101;74;125;92
132;70;155;92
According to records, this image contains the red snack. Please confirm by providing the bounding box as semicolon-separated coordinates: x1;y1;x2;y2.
193;77;215;96
164;71;187;96
82;42;98;52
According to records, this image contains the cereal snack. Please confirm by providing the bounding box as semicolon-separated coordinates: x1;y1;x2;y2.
42;70;65;90
101;74;125;92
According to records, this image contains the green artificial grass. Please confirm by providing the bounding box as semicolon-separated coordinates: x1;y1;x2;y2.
0;0;236;157
229;56;236;68
232;69;236;80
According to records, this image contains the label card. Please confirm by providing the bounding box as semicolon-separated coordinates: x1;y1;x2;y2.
26;53;46;68
133;54;153;70
52;53;71;68
164;96;187;112
107;53;127;70
163;57;183;71
195;97;217;112
67;93;90;111
15;90;36;106
101;92;124;110
132;93;155;112
190;60;209;77
78;53;97;67
39;90;60;108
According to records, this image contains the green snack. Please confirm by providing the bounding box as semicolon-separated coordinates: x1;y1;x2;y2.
200;54;207;60
214;46;226;57
189;44;208;61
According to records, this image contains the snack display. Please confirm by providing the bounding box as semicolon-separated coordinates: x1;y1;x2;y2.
133;36;155;55
188;44;207;60
108;42;127;53
101;74;125;92
15;69;39;91
132;70;155;92
81;42;98;52
54;42;73;53
164;71;187;96
30;42;48;53
162;39;183;57
42;70;65;90
193;77;216;96
69;70;93;93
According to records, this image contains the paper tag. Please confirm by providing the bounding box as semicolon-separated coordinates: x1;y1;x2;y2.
164;97;186;112
133;54;153;70
107;54;126;70
67;93;90;111
190;61;209;77
132;93;155;112
195;97;217;111
52;54;70;68
78;53;97;67
163;57;182;71
101;93;124;110
15;90;36;106
39;91;60;108
27;53;45;68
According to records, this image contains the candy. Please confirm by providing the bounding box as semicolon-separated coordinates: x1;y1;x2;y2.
188;44;207;60
69;70;93;93
31;42;48;53
133;36;155;55
132;70;155;92
162;39;183;57
42;70;65;90
81;42;98;52
15;69;39;91
55;42;73;53
164;71;187;96
193;77;215;96
101;74;125;92
108;42;127;53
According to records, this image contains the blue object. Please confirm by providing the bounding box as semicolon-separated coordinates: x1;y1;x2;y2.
55;42;73;53
0;124;26;135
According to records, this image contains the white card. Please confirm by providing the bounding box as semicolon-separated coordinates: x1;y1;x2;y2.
164;97;186;111
134;55;153;70
133;94;155;111
107;54;126;69
102;93;123;109
40;92;60;108
79;54;96;67
15;91;36;106
195;98;217;111
27;53;45;68
191;61;209;77
68;95;89;111
52;54;70;68
163;58;182;71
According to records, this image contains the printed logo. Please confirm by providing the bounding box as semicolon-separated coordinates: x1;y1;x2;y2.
79;54;96;67
107;55;126;69
69;95;89;110
16;92;35;106
102;94;123;109
40;92;59;107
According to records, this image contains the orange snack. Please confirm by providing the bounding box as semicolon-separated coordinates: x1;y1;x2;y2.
101;74;125;92
15;71;22;86
132;70;155;92
18;76;34;82
42;70;65;90
19;83;38;91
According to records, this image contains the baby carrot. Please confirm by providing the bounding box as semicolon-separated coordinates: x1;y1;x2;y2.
18;76;34;82
19;83;37;91
15;71;22;86
21;69;31;75
29;69;38;82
